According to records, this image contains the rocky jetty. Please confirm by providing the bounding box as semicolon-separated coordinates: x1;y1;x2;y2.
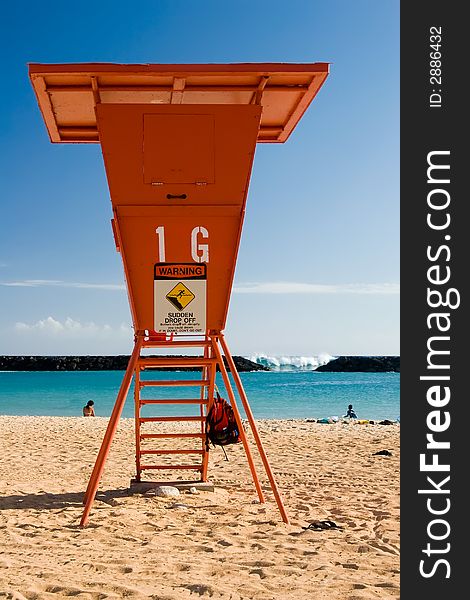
0;355;268;372
315;356;399;372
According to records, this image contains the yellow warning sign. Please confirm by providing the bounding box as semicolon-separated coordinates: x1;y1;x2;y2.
166;282;195;311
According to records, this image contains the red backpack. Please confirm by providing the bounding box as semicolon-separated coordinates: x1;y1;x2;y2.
205;392;241;451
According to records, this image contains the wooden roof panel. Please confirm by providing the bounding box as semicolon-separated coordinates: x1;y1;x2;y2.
99;90;172;104
29;62;329;143
181;90;254;105
52;91;96;126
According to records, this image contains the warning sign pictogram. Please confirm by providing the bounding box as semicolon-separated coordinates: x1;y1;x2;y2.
166;282;195;311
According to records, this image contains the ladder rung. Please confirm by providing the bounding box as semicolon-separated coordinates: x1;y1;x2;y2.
140;399;207;405
139;416;205;423
138;357;216;368
141;433;205;439
142;340;210;348
140;464;203;470
140;380;209;388
139;449;204;455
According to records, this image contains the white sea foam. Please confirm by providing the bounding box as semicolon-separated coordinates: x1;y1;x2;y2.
248;353;335;371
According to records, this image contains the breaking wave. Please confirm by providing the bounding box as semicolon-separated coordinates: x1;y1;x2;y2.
247;353;335;371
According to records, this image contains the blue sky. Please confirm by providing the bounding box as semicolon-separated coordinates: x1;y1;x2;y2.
0;0;399;357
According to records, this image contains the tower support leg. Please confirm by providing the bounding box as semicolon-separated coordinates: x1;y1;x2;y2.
80;335;143;527
218;334;290;524
210;335;266;504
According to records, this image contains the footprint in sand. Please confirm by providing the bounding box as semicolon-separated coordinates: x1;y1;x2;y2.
196;544;215;553
249;568;268;579
45;584;87;595
118;565;133;574
250;543;267;550
367;540;399;555
242;560;275;568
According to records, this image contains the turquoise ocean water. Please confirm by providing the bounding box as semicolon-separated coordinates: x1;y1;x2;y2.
0;369;399;421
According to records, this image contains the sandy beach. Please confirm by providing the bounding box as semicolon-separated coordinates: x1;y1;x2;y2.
0;416;399;599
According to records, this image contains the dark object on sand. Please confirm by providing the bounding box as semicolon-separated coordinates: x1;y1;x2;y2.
373;450;392;456
302;520;343;531
378;419;395;425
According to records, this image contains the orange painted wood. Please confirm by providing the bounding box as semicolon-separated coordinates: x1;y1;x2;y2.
140;464;203;470
138;357;216;367
139;416;205;423
81;335;143;526
30;63;328;336
202;343;215;482
140;433;205;439
139;399;208;405
219;335;290;524
139;449;204;455
98;104;260;332
134;367;142;480
141;339;210;348
139;380;210;387
29;62;329;144
210;336;265;504
30;63;320;526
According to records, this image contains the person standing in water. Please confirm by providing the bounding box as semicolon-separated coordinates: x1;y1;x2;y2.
83;400;95;417
344;404;357;419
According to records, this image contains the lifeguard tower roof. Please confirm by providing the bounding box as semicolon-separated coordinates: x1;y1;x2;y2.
29;62;329;144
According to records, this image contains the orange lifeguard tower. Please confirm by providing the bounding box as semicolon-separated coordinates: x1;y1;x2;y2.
29;62;329;526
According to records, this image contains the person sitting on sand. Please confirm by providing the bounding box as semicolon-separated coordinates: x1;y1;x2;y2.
344;404;357;419
83;400;95;417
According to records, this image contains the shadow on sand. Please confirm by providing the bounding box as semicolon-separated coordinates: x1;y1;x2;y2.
0;488;131;512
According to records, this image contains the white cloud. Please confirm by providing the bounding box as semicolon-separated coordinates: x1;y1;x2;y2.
2;279;125;290
15;317;132;339
233;282;400;295
2;278;399;295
